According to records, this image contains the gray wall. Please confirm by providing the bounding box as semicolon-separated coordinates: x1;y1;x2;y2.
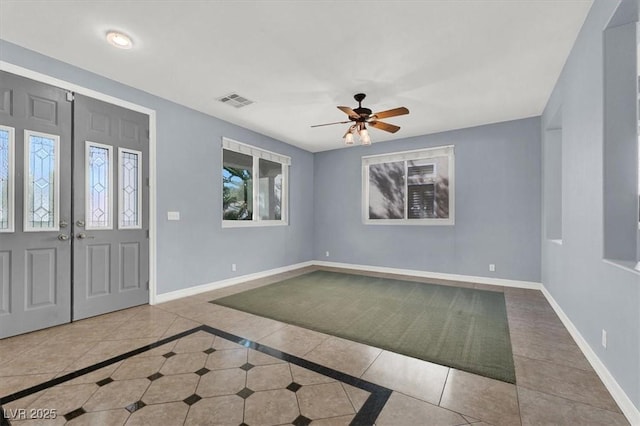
541;0;640;412
314;117;542;283
0;40;315;295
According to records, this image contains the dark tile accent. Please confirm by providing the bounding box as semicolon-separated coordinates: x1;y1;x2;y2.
286;382;302;392
0;325;392;426
239;423;249;426
236;387;254;399
203;347;216;354
195;367;210;376
183;394;202;406
162;351;176;358
64;407;86;421
239;362;254;371
96;377;114;387
147;372;163;381
125;400;146;413
292;414;312;426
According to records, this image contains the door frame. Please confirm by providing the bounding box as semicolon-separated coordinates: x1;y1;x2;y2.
0;61;160;305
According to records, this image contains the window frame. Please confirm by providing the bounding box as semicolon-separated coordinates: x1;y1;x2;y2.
221;137;290;228
0;125;15;233
85;141;114;231
362;145;455;226
118;147;143;230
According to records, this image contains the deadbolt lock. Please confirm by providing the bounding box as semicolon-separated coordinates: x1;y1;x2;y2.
76;220;85;227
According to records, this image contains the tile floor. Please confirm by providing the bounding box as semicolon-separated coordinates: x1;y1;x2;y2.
0;266;631;425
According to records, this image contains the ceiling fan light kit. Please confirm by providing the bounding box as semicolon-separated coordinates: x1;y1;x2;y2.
311;93;409;147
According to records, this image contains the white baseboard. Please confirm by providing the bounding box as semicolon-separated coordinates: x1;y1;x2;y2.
313;260;542;290
153;261;314;304
541;285;640;425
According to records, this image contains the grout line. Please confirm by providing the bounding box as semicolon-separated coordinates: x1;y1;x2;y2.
438;368;450;407
358;350;384;379
515;383;625;416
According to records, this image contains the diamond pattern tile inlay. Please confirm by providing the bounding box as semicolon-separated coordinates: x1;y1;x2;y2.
287;382;302;393
96;377;114;387
236;387;255;399
195;367;210;376
163;351;176;358
293;414;313;426
203;347;216;354
63;407;86;421
147;372;164;381
125;400;146;413
240;362;255;371
183;394;202;406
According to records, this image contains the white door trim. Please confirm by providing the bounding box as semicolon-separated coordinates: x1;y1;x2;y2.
0;61;159;305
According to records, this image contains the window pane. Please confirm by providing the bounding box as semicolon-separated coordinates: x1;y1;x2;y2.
408;157;449;219
87;144;111;229
368;161;405;219
0;129;9;230
223;149;253;220
27;134;57;230
120;150;141;228
258;159;282;220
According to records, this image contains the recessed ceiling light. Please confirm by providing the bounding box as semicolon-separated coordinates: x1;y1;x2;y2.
106;31;133;49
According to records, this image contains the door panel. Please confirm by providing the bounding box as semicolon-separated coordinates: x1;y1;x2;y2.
73;94;149;320
0;71;72;338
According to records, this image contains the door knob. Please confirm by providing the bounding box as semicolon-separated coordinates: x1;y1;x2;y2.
76;233;94;240
57;234;70;241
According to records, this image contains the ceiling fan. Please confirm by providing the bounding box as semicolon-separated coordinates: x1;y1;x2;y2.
311;93;409;145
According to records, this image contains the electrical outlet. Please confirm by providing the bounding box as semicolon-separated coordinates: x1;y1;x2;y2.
489;264;496;272
602;329;607;349
325;251;330;257
231;263;236;272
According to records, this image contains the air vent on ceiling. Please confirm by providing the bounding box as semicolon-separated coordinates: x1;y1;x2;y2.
217;93;254;108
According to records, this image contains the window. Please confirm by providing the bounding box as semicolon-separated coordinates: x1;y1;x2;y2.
24;130;60;232
222;137;290;226
86;142;113;230
0;125;14;232
362;145;454;225
118;148;142;229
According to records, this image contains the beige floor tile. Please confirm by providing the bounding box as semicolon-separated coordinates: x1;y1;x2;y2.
171;331;214;353
159;352;207;376
341;383;370;411
514;355;620;413
305;336;382;377
26;383;97;417
205;348;248;370
297;382;355;420
56;362;123;386
246;363;292;391
518;387;629;426
142;373;199;404
361;350;449;405
196;368;246;397
510;331;592;371
184;395;244;425
66;409;129;426
310;415;356;425
0;374;55;396
439;369;520;426
111;356;166;380
290;364;335;386
244;389;300;425
134;341;177;358
376;392;467;426
220;314;287;342
248;348;287;365
258;324;331;357
160;317;203;338
83;378;150;411
124;401;188;426
212;336;244;350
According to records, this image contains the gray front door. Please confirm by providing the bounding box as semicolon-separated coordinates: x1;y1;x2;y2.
0;71;72;338
72;94;149;320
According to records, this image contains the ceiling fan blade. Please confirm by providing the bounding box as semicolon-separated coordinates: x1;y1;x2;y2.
310;120;351;128
371;107;409;120
370;120;401;133
337;106;360;119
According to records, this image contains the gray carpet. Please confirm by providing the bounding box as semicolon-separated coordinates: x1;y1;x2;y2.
213;270;516;383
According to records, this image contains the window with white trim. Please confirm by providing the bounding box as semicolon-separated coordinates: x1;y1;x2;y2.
362;145;454;225
222;138;289;226
0;125;15;232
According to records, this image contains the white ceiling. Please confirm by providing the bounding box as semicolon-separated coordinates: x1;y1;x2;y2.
0;1;592;152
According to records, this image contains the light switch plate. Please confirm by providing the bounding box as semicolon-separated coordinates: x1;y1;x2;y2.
167;211;180;221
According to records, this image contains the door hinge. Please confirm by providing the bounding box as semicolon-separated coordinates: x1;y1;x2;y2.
146;229;149;239
146;280;149;290
66;92;74;102
146;177;150;187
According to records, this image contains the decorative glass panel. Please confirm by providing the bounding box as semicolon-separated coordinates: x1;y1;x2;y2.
223;149;253;220
368;161;405;219
26;132;58;231
258;158;282;220
119;149;141;228
0;128;11;231
86;143;112;229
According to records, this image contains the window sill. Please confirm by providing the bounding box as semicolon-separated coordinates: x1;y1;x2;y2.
602;259;640;275
363;219;455;226
222;221;288;228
